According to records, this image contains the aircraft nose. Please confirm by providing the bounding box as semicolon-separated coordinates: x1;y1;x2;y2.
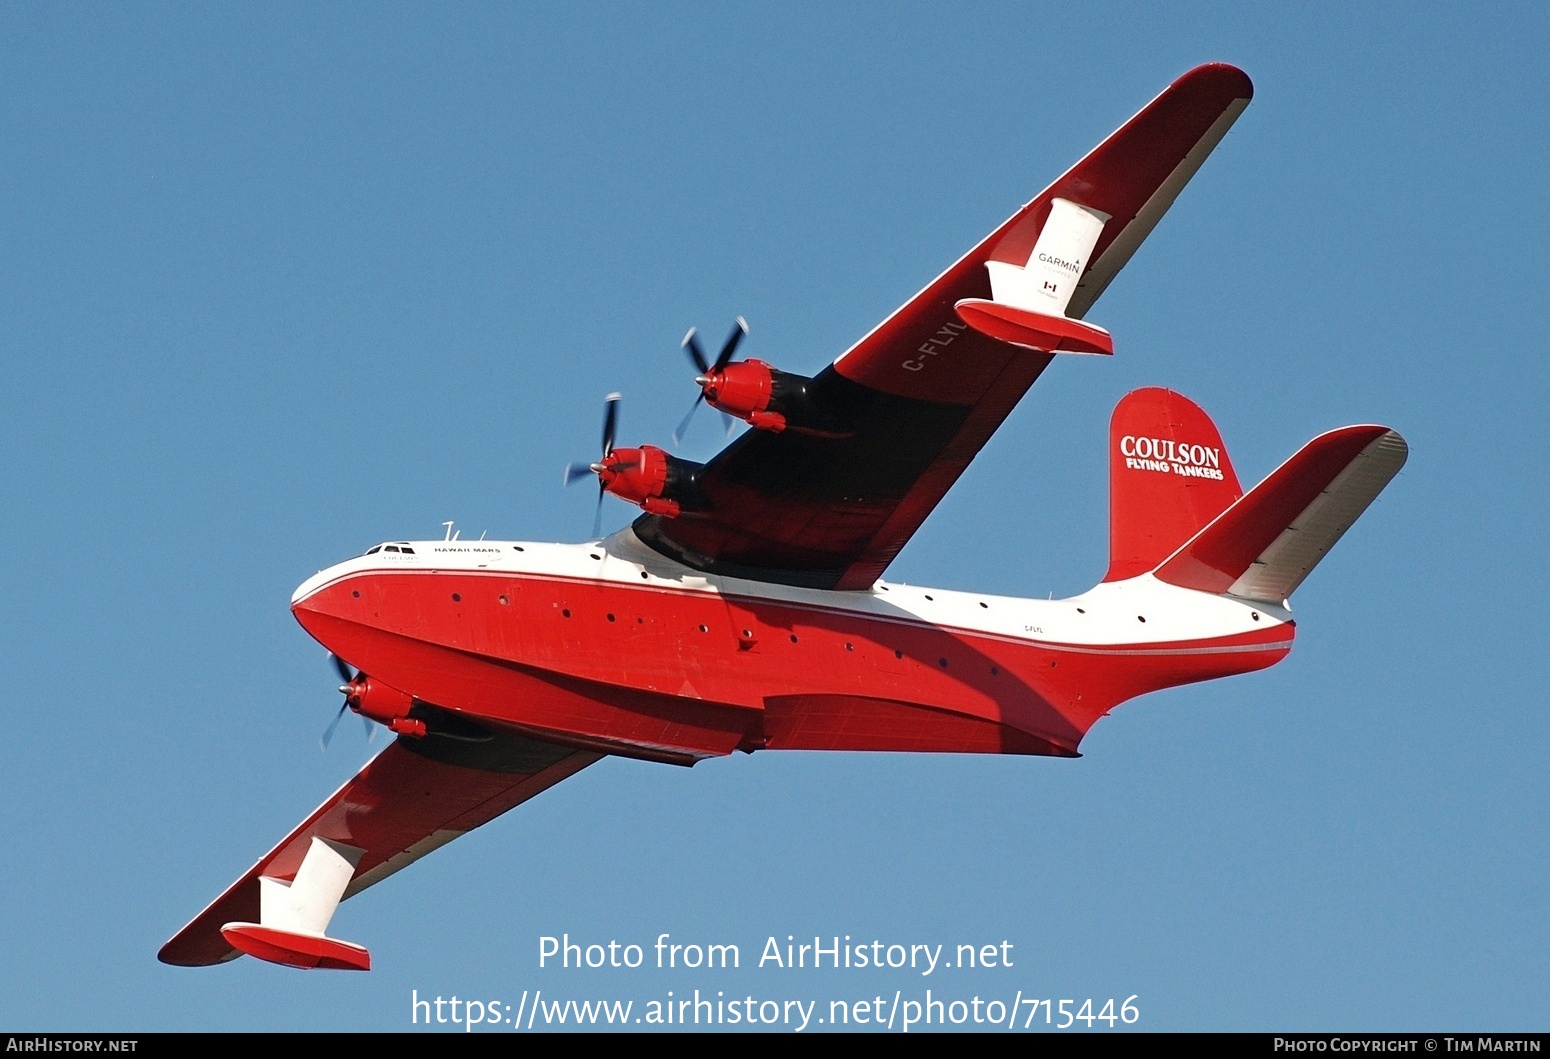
292;573;327;607
289;569;365;660
290;579;330;638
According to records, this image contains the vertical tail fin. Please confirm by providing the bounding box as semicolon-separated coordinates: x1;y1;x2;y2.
1105;387;1242;582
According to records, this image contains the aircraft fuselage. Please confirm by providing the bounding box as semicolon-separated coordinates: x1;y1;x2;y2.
291;530;1294;764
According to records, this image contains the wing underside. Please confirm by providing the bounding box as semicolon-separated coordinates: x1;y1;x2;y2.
637;64;1254;589
159;728;599;967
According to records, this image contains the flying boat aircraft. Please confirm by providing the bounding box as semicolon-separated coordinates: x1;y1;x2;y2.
161;63;1406;972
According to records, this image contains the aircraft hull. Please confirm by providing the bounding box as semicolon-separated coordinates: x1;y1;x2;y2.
292;560;1293;763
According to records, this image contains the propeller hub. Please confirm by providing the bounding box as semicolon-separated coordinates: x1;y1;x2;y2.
675;318;748;443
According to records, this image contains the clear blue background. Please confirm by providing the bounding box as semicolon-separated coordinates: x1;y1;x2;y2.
2;2;1544;1032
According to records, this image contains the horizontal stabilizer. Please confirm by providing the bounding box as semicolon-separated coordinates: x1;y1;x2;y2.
1154;426;1408;602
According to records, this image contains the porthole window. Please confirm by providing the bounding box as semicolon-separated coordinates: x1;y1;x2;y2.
562;609;571;618
499;595;509;605
451;593;461;602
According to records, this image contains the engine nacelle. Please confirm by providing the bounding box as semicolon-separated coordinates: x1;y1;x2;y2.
699;360;839;436
342;676;424;737
701;359;780;429
596;445;704;519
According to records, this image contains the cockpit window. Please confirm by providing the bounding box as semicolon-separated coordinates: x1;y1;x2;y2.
385;545;400;553
365;545;382;555
398;544;415;555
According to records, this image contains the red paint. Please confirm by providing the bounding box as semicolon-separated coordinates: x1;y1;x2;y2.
833;63;1252;406
954;299;1114;355
342;674;414;727
644;65;1254;592
163;65;1408;980
834;347;1055;589
1105;388;1243;582
158;742;598;967
220;924;371;972
1155;425;1392;594
596;446;670;509
702;359;775;422
291;569;1291;763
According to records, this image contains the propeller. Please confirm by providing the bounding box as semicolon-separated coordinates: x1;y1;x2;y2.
320;653;373;750
673;317;747;444
563;393;629;538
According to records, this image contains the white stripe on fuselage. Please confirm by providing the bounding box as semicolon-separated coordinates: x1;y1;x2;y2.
291;528;1291;650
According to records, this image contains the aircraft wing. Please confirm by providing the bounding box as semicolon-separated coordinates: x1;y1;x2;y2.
635;63;1253;590
159;730;600;967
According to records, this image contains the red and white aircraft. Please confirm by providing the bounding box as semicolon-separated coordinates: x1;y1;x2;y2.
161;63;1405;972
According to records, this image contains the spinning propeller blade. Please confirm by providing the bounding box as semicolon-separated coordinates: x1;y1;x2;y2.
320;702;349;751
600;391;619;457
563;393;624;538
321;653;359;751
673;318;746;443
711;317;748;374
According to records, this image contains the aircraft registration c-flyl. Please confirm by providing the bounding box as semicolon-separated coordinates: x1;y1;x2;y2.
161;63;1406;972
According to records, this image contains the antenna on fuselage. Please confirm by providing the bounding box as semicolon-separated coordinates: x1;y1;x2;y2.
443;521;454;541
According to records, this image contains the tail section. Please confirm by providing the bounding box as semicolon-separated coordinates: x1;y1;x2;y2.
1084;390;1404;717
1105;387;1243;581
1154;425;1407;603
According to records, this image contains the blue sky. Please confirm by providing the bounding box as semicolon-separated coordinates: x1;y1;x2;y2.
2;2;1545;1032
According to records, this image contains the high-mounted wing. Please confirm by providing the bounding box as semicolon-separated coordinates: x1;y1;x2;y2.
636;64;1253;590
159;729;599;968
